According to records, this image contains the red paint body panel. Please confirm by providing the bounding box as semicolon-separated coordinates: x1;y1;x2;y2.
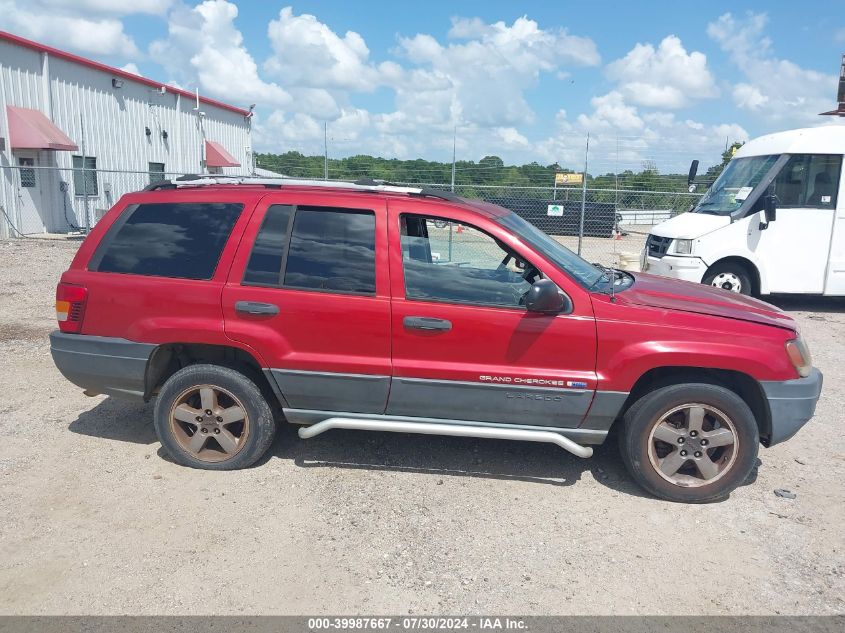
222;192;392;376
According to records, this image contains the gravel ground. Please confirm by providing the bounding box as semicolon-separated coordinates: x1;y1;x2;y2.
0;236;843;615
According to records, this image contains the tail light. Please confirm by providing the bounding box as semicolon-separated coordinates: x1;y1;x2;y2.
56;283;88;333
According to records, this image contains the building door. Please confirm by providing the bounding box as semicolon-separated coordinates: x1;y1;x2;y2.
13;152;46;234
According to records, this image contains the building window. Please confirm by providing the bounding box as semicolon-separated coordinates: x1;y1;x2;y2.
18;158;36;188
72;156;98;196
148;162;166;184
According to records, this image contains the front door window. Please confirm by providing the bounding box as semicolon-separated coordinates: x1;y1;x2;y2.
771;154;842;209
400;214;540;308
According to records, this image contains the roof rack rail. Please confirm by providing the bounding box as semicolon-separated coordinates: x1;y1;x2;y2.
140;174;465;202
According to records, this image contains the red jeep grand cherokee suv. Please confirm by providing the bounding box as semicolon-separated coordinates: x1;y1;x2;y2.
50;176;822;502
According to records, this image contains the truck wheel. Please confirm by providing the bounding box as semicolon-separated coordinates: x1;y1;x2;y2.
703;262;752;295
154;364;276;470
619;384;759;503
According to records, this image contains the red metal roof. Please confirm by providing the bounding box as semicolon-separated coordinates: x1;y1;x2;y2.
6;105;78;150
0;31;251;117
205;140;240;167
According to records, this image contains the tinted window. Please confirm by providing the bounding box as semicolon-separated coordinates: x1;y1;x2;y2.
772;154;842;209
94;202;243;279
283;207;376;295
401;215;537;308
243;205;294;286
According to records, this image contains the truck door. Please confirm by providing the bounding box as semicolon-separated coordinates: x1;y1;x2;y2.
222;193;392;414
385;201;597;428
752;154;842;293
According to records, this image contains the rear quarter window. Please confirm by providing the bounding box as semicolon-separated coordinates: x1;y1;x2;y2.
90;202;243;280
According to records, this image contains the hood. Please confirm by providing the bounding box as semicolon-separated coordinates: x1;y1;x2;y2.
618;272;796;330
650;212;730;239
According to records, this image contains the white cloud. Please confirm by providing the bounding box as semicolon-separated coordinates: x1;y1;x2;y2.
149;0;290;106
606;36;718;109
707;12;841;127
264;7;381;92
577;92;645;132
394;15;600;128
0;0;141;57
120;63;142;75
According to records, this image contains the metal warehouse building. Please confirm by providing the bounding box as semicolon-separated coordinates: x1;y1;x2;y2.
0;31;253;238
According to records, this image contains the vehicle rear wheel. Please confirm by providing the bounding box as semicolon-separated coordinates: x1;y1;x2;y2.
703;262;753;296
154;364;276;470
619;383;759;503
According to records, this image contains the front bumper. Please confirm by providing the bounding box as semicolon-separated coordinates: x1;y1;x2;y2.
50;331;156;400
643;253;708;284
761;368;823;446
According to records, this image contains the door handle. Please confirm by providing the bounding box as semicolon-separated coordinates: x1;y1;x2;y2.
403;316;452;332
235;301;279;316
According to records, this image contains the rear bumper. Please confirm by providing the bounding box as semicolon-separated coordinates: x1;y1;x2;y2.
761;368;823;446
50;331;156;400
643;253;708;283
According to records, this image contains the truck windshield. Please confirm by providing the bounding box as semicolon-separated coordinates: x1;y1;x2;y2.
495;212;604;288
692;154;780;216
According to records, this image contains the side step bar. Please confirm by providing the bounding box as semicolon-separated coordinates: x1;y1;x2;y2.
297;417;593;458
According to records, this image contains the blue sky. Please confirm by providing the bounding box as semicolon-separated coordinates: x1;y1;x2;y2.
2;0;843;172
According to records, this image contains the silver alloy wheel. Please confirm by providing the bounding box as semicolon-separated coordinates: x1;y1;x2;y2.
647;403;738;488
711;272;742;293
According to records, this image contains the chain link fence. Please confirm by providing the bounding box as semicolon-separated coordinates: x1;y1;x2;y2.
390;181;701;266
0;163;703;266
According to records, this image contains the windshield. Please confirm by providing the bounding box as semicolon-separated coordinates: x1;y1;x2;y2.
692;154;780;216
495;212;604;287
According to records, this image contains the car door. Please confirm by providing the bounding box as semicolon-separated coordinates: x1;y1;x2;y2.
752;153;843;293
386;200;597;428
222;192;392;414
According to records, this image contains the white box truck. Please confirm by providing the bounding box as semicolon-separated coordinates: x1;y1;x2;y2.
642;126;844;296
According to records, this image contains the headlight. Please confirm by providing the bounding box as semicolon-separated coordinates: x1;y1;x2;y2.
785;336;813;378
673;239;693;255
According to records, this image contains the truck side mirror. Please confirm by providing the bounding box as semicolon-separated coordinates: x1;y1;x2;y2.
687;160;699;186
760;195;777;230
525;279;571;315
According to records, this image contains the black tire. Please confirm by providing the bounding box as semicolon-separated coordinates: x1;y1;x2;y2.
703;261;754;296
619;383;759;503
154;364;276;470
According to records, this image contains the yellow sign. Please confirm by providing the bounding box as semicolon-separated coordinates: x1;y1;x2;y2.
555;172;583;185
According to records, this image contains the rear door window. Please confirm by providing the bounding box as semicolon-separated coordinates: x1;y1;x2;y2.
91;202;243;279
283;207;376;295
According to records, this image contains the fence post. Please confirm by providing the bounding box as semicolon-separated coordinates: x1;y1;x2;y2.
577;133;589;256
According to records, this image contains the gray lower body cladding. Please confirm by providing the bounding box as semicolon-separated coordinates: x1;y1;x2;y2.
50;331;155;400
760;367;823;446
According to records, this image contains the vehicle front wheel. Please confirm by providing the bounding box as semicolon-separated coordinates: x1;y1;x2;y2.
154;364;276;470
619;383;759;503
703;262;753;296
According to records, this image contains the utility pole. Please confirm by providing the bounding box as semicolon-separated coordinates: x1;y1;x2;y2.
324;121;328;180
577;133;590;256
451;126;457;192
80;114;90;233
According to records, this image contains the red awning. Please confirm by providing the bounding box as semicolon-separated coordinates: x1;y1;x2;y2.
6;106;78;151
205;140;240;167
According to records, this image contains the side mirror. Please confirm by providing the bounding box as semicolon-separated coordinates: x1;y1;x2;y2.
760;194;777;230
687;159;699;187
525;279;572;315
